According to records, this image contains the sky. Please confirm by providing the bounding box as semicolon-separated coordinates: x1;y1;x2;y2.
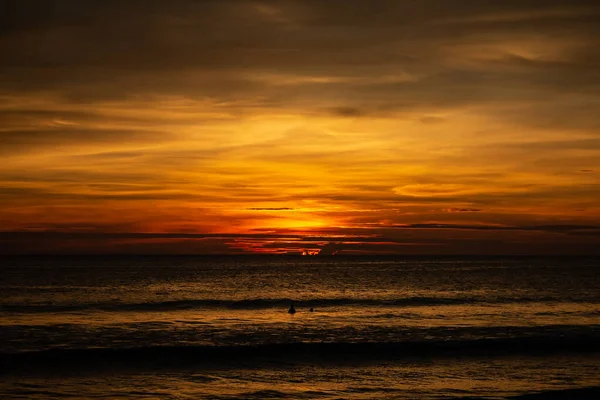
1;0;600;255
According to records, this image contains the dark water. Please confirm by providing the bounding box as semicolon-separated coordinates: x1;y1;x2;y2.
1;256;599;399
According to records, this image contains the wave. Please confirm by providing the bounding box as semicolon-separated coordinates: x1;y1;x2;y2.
454;387;600;400
2;295;597;313
508;387;600;400
2;335;599;374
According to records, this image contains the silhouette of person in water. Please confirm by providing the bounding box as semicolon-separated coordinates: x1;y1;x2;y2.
309;307;314;312
288;301;296;314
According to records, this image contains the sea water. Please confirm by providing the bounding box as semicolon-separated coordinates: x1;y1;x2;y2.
1;256;599;399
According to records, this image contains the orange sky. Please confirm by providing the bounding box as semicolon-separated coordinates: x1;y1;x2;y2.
1;0;600;254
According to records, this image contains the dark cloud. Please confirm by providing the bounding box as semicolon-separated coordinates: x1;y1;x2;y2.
3;226;599;255
568;230;600;237
391;223;600;234
419;116;446;124
329;107;363;117
0;128;170;154
501;138;600;151
2;1;599;104
0;231;300;240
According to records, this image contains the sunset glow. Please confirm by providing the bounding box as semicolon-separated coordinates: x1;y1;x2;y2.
1;1;600;254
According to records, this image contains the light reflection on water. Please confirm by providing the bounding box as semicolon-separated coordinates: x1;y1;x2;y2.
1;256;599;398
2;355;599;399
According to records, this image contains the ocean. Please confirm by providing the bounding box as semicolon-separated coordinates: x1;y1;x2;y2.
1;255;599;399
